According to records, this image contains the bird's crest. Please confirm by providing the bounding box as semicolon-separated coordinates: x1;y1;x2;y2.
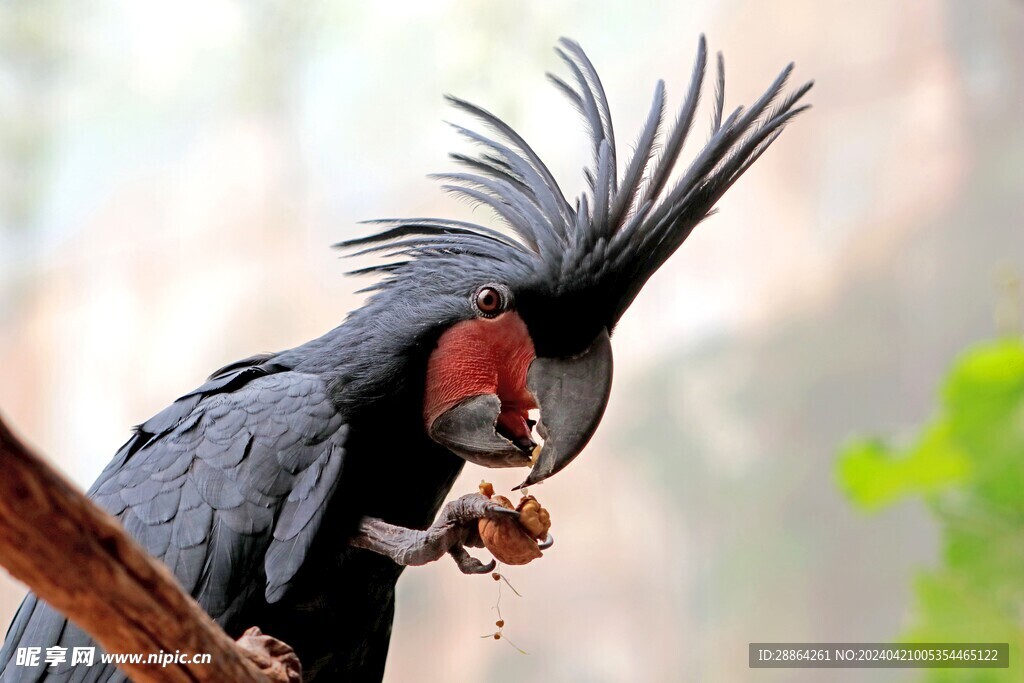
336;36;812;323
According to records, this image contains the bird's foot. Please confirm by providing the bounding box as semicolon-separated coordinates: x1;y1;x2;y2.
236;627;302;683
350;493;518;574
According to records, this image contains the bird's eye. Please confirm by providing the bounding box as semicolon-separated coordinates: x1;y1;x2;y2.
474;286;504;317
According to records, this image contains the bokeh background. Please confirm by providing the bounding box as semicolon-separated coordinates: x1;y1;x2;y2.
1;1;1022;681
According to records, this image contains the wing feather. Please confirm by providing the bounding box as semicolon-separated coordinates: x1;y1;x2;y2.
1;366;349;682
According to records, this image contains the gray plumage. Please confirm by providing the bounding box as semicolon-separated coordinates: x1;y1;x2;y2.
339;35;812;333
2;362;347;682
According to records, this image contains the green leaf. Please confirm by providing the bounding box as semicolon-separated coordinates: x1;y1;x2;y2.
836;421;970;511
837;338;1024;681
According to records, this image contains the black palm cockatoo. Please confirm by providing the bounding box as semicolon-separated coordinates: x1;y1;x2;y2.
0;36;810;682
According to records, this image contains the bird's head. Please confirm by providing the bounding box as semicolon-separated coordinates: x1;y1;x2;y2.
337;36;811;488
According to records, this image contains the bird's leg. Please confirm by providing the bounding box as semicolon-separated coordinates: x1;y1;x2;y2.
350;493;518;575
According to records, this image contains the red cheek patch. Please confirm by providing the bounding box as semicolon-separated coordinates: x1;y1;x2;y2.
424;312;538;440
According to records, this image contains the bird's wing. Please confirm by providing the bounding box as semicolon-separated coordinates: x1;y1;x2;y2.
0;367;347;682
91;369;348;609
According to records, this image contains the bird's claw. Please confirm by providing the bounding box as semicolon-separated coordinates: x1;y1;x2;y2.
484;504;520;520
538;533;554;550
350;493;515;573
236;627;303;683
444;492;518;524
449;545;496;575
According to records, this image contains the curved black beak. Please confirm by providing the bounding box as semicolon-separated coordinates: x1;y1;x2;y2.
427;329;614;484
515;328;613;488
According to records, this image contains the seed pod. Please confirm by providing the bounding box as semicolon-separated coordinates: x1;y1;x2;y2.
516;495;551;540
478;495;543;565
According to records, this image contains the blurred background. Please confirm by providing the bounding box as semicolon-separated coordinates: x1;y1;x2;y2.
1;1;1021;681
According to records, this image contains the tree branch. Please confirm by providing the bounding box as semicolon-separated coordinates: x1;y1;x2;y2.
0;414;301;683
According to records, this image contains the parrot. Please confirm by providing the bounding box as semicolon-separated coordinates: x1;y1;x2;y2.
0;36;811;682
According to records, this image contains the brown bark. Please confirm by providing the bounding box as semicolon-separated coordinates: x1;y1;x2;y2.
0;414;301;683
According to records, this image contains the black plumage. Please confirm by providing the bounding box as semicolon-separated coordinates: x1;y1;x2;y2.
0;36;809;682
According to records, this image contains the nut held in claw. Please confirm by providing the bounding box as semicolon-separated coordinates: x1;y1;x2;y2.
477;482;552;565
516;495;551;540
